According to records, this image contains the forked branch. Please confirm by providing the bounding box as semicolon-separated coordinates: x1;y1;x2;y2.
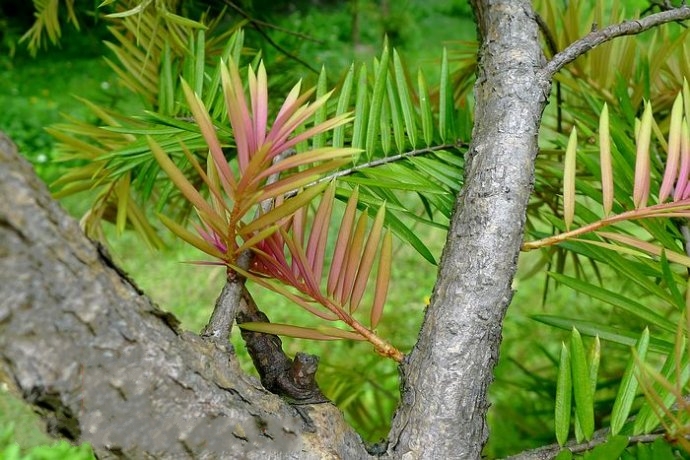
542;6;690;78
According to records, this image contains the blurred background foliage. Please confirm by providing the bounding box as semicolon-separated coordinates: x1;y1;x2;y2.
2;0;690;458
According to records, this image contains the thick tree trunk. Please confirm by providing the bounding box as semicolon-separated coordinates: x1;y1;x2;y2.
0;133;369;459
388;2;549;458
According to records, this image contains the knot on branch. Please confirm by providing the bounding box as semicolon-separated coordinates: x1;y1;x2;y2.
236;308;328;405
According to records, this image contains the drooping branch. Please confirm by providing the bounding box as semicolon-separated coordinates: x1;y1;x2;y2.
542;5;690;78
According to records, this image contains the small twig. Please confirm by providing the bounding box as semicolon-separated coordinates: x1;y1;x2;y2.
260;149;295;213
326;143;462;182
542;6;690;79
286;143;464;198
222;0;320;75
222;1;323;43
201;250;252;345
643;0;688;23
522;199;690;251
534;13;563;133
504;428;686;460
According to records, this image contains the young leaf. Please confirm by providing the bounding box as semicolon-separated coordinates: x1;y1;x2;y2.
115;172;130;234
380;90;392;155
235;225;281;254
193;29;205;96
333;64;354;148
349;204;386;313
570;328;594;440
328;187;359;297
548;272;676;333
158;214;225;259
587;436;629;459
439;48;450;143
387;73;406;152
148;137;226;233
312;66;328;149
532;315;673;354
366;43;389;159
242;264;338;321
256;146;358;180
555;342;572;447
306;182;335;282
679;121;690;200
659;92;683;202
596;232;690;270
588;335;600;399
159;42;174;115
371;230;392;329
564;126;577;230
393;50;417;148
633;101;653;209
610;328;650;435
659;251;685;311
281;227;321;296
599;103;613;216
249;62;269;151
182;78;236;198
418;69;433;147
352;64;369;151
554;450;572;460
340;212;369;307
633;336;690;434
240;182;328;237
220;59;253;173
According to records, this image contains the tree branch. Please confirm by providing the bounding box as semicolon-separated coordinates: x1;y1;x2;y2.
542;6;690;79
505;427;684;460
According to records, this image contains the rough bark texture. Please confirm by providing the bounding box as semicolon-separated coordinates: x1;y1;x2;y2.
388;2;549;458
0;133;369;459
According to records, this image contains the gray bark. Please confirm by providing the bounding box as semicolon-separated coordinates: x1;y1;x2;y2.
386;2;690;458
388;1;549;458
0;133;369;459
